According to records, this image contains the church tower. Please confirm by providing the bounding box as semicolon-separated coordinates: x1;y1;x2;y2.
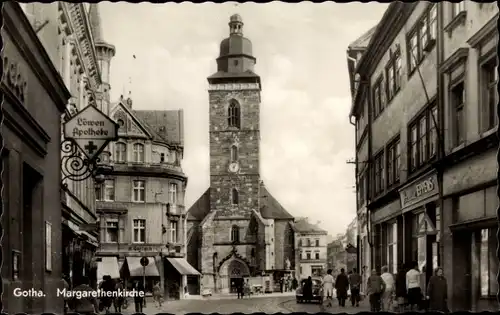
89;3;115;115
207;14;262;218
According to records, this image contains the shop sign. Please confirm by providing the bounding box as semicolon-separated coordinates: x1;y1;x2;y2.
400;174;438;209
63;105;118;160
128;244;163;252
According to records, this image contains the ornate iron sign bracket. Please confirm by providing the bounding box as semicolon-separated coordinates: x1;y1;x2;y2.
61;139;102;187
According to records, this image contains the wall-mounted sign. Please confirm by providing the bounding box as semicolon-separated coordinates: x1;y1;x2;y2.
128;245;163;252
45;221;52;272
12;250;20;280
63;105;119;160
400;173;439;210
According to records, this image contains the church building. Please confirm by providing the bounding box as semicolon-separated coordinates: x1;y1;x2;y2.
187;14;296;294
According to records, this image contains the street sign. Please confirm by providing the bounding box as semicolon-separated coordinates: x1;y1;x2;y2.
63;105;118;160
140;256;149;267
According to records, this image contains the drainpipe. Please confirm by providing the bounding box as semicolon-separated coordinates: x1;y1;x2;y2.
436;1;446;298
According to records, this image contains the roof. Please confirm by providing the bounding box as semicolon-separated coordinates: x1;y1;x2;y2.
259;184;294;220
187;188;211;221
348;25;377;50
186;182;295;221
133;109;184;146
293;219;327;234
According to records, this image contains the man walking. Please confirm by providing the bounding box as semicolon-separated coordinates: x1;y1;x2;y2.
133;280;145;313
367;269;385;312
381;266;395;311
335;268;349;307
348;268;362;307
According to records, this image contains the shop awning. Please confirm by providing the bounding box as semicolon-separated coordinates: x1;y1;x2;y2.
126;256;160;277
167;258;201;276
97;257;120;280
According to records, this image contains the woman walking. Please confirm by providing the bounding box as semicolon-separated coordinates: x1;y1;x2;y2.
426;267;448;312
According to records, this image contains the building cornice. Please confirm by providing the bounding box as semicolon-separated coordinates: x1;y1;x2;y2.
439;47;469;74
466;13;499;48
64;3;101;89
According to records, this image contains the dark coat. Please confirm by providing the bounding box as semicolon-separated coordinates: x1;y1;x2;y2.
427;275;448;312
335;273;349;296
303;278;313;298
395;271;407;298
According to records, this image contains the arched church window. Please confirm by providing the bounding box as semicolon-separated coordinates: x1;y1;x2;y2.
230;145;238;162
231;188;239;205
231;225;240;242
228;100;241;129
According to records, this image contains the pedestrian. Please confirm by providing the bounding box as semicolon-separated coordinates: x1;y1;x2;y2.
395;265;407;312
244;279;251;298
381;265;395;311
99;275;115;314
70;276;99;315
133;280;145;313
334;268;349;307
366;268;385;312
292;277;298;291
426;267;448;312
236;280;243;299
153;281;163;308
348;268;362;307
322;269;335;307
114;279;125;313
280;277;284;293
63;275;71;314
303;277;313;302
406;261;422;311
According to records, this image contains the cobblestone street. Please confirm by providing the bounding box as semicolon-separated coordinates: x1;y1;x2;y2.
120;294;371;314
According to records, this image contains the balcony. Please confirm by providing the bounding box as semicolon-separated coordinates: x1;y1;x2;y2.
97;161;185;178
167;204;185;216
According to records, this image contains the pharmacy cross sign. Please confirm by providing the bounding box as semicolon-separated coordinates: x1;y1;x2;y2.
63;105;119;160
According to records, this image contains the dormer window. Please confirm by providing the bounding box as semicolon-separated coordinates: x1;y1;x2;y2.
228;100;241;129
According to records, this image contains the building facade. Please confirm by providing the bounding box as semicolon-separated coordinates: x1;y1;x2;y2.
187;14;296;295
1;2;70;313
293;219;328;279
20;2;107;289
95;97;190;298
439;2;498;312
348;1;498;311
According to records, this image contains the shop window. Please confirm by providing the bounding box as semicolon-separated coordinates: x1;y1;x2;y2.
479;228;498;298
412;213;427;272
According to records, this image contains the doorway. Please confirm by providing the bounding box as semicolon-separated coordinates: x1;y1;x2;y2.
230;278;243;293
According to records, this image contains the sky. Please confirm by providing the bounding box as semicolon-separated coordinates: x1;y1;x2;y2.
99;1;389;236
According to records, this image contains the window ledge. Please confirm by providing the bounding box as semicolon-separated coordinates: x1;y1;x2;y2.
444;12;467;38
131;200;145;203
450;142;466;154
480;126;498;139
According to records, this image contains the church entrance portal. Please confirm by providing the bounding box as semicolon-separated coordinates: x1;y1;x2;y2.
228;259;249;293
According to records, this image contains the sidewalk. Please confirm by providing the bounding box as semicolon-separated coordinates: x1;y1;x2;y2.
186;291;295;300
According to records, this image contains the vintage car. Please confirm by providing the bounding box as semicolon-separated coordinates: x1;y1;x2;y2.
296;278;323;304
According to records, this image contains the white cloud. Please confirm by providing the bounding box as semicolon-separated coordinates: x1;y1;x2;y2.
100;1;387;236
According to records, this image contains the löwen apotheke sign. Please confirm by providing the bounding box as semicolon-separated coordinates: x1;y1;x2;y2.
63;105;118;160
400;173;438;210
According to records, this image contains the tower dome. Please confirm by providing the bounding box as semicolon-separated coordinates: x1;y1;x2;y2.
218;14;254;59
208;14;260;86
